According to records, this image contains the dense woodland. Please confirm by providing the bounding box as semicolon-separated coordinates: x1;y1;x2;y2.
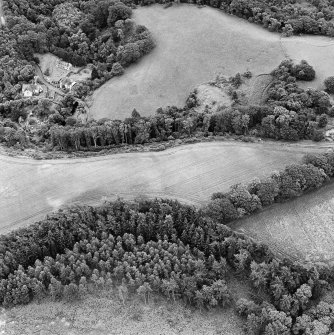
0;151;334;334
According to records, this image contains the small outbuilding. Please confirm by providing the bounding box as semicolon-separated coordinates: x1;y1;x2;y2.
22;84;43;98
59;78;77;92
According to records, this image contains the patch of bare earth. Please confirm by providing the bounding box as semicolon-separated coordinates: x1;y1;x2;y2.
241;75;273;105
0;293;244;335
194;83;232;113
36;53;91;83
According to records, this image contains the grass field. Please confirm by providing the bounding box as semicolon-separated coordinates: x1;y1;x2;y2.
89;4;286;120
281;35;334;90
90;4;334;120
0;141;322;234
233;182;334;264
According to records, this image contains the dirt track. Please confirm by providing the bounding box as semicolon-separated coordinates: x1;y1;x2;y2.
1;141;325;234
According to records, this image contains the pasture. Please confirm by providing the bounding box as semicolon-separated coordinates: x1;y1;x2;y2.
0;141;315;234
90;4;334;120
233;182;334;264
89;4;286;120
282;35;334;90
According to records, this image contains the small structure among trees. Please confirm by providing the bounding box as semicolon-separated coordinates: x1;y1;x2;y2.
59;78;77;92
56;59;72;71
22;83;43;98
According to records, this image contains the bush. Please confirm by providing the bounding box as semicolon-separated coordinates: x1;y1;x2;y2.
111;62;124;76
324;76;334;94
318;114;328;128
205;197;238;223
44;68;50;76
292;60;315;81
313;129;325;142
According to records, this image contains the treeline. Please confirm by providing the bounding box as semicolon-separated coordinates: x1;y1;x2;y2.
137;0;334;37
44;60;331;151
205;151;334;224
1;152;334;333
0;32;36;104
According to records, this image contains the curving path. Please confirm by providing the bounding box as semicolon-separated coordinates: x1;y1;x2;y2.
1;141;332;235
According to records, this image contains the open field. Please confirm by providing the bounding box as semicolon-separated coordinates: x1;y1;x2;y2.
36;53;91;83
281;35;334;90
233;182;334;264
90;4;334;120
0;293;243;335
0;141;324;234
90;4;286;120
36;53;73;82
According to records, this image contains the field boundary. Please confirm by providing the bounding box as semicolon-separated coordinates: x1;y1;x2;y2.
1;134;333;161
231;179;334;264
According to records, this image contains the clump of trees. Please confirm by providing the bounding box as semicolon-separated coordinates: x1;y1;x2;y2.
205;152;334;224
324;76;334;94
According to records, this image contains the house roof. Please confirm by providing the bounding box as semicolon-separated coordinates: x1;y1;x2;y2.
60;78;77;87
22;84;32;92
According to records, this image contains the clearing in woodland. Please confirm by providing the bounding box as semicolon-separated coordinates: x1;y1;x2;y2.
233;182;334;265
90;4;334;120
0;293;243;335
0;141;322;234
